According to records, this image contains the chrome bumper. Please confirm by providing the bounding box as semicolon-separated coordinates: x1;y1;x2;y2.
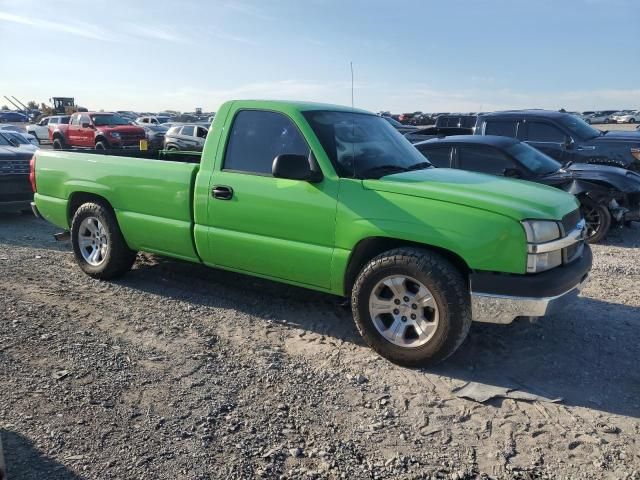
30;201;43;219
471;274;589;324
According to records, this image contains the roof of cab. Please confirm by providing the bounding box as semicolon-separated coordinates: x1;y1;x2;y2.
226;99;372;116
416;135;520;148
478;109;571;119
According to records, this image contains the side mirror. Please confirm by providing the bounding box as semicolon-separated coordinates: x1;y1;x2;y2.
503;167;522;178
272;153;323;183
563;136;574;149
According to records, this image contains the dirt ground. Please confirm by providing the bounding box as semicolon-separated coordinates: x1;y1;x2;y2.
1;203;639;479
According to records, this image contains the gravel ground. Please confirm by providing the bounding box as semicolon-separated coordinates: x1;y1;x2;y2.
1;209;639;480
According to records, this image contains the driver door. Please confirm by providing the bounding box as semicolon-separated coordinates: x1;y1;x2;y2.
523;121;570;164
202;109;339;289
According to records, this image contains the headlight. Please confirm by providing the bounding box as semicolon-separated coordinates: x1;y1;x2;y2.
631;148;640;162
522;220;561;243
522;220;563;273
110;132;121;138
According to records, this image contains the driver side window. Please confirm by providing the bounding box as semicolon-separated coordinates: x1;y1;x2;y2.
458;146;516;175
223;110;310;175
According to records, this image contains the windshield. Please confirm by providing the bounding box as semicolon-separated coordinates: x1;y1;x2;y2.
303;111;430;179
2;131;30;144
383;116;403;128
157;117;170;124
505;142;561;175
559;115;600;140
0;133;10;146
91;114;130;126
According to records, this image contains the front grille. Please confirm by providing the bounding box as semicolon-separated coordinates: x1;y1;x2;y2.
0;160;30;175
119;133;145;143
561;209;581;234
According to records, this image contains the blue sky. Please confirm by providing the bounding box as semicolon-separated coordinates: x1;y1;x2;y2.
0;0;638;113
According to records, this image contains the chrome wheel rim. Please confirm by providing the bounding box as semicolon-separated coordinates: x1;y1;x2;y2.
368;275;439;348
78;217;108;266
583;206;601;238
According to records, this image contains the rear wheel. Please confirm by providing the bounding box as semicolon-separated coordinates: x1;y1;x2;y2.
351;248;471;367
581;198;612;243
71;202;136;279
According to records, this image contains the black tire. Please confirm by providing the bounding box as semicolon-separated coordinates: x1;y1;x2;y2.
95;140;109;150
28;132;41;145
70;202;136;279
580;198;612;244
629;118;636;124
604;118;610;124
351;247;471;367
166;145;179;151
52;137;65;150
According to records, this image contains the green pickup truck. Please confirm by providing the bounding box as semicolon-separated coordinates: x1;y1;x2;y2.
31;100;591;366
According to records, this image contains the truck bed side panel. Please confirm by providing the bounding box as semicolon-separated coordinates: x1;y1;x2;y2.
35;151;200;261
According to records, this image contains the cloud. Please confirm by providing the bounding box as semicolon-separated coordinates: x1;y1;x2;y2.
224;2;275;21
124;23;191;44
383;84;640;112
214;32;259;46
0;11;116;41
157;79;355;110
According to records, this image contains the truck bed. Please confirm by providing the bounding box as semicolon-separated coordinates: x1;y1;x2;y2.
34;149;202;261
52;148;202;164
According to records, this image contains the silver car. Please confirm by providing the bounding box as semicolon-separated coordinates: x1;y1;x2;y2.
164;124;208;151
585;111;616;124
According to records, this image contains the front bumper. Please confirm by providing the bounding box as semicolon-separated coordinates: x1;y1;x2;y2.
470;244;592;324
30;201;43;219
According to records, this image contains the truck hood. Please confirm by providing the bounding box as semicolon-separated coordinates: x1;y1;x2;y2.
363;168;577;221
585;130;640;146
553;163;640;193
96;125;145;134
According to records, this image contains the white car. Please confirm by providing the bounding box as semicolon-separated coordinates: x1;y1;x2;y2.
585;112;613;124
135;115;172;126
611;111;640;124
26;116;52;143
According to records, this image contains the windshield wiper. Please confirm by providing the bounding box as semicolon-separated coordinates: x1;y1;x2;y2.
360;164;408;178
406;161;432;171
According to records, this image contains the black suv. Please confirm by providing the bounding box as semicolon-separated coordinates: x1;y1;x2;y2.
474;110;640;171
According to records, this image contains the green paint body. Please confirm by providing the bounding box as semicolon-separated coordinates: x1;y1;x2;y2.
35;100;579;295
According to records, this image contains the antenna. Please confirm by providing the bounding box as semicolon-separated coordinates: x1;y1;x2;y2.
350;61;354;108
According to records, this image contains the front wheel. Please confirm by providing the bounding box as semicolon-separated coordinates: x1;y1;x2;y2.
71;202;137;279
581;198;612;243
351;248;471;367
95;140;109;150
52;137;65;150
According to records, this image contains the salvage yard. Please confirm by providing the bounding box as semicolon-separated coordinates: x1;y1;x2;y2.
0;213;638;479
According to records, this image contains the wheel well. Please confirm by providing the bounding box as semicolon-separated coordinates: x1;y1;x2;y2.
52;132;64;140
68;192;113;223
95;135;109;145
343;237;470;296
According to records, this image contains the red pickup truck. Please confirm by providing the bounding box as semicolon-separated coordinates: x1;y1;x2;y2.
50;112;146;150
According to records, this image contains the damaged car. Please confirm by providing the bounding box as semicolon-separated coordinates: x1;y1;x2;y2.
415;135;640;242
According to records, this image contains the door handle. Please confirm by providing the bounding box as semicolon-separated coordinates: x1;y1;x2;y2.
212;185;233;200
